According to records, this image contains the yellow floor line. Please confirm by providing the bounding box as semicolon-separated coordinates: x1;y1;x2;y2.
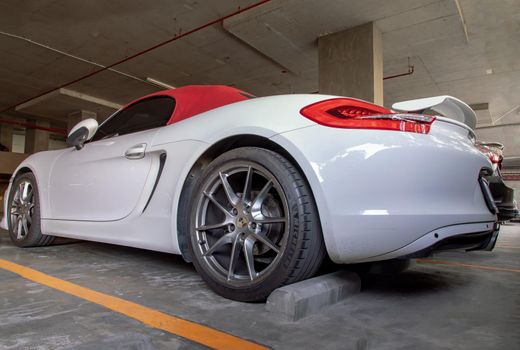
417;259;520;273
0;258;269;350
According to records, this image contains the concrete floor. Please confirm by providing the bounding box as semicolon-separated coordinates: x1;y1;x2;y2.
0;224;519;350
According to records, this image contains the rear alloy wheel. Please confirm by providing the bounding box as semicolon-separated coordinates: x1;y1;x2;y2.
8;173;54;247
188;147;325;301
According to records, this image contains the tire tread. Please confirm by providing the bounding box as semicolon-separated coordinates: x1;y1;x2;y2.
268;149;326;285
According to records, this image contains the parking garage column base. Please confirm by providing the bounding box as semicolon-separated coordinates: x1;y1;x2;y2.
266;271;361;321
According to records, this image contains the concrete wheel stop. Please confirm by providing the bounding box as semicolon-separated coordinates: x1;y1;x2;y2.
266;271;361;321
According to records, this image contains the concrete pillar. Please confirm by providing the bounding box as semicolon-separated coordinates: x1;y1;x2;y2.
318;22;383;105
0;124;14;151
25;121;50;154
67;110;97;133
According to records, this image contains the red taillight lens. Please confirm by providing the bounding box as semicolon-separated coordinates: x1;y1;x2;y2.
300;98;435;134
476;144;503;169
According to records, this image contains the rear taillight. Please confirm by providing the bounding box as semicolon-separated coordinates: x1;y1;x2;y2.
300;98;435;134
476;143;504;170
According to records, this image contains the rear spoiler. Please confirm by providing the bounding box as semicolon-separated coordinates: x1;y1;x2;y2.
392;96;477;130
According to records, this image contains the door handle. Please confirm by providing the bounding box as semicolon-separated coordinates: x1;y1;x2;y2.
125;143;147;159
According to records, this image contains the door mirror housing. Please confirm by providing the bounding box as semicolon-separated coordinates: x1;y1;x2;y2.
66;118;98;150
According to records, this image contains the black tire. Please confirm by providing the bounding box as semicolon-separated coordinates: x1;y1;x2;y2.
367;259;411;275
187;147;326;301
350;259;411;276
7;172;55;247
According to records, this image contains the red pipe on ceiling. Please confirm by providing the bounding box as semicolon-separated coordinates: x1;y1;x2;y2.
383;65;415;80
0;118;67;135
383;57;415;80
0;0;272;115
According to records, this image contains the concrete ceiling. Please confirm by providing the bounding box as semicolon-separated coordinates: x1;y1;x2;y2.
15;88;121;122
0;0;519;136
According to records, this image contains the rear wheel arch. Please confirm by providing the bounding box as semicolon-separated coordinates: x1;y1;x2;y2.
176;135;323;262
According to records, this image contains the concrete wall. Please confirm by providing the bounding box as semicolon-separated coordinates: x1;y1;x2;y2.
0;151;30;214
12;134;25;153
0;152;29;175
318;22;383;105
49;138;67;150
0;181;6;214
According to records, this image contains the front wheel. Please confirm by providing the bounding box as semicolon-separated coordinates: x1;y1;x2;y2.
188;147;326;301
7;172;54;247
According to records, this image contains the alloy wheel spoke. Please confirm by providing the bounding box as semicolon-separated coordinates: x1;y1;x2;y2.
20;182;30;203
253;217;287;225
22;216;29;235
203;192;233;217
252;233;280;254
251;180;272;212
219;172;240;206
203;232;237;256
10;206;21;215
196;163;289;284
16;217;23;239
243;236;257;281
18;183;25;204
227;234;243;280
242;166;253;205
196;221;230;231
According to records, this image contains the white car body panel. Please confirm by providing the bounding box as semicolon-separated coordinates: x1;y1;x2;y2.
49;130;156;221
1;94;496;263
271;119;495;262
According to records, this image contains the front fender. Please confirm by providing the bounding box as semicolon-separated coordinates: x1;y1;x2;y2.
7;150;68;221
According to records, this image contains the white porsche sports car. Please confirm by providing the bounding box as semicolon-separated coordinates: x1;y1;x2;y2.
1;85;500;301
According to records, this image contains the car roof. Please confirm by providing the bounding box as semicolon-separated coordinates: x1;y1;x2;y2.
122;85;254;125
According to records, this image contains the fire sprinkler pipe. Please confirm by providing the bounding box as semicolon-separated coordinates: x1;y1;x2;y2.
312;57;416;93
383;57;415;80
0;0;272;115
383;65;414;80
0;118;67;136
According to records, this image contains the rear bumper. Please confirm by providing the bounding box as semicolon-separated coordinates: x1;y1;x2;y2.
488;174;519;221
273;120;497;263
390;222;499;260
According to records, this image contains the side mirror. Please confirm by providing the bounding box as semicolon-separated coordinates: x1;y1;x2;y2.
66;118;98;150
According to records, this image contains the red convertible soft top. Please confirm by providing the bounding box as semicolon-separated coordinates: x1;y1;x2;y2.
123;85;254;125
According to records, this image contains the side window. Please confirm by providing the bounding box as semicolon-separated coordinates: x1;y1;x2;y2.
92;96;175;141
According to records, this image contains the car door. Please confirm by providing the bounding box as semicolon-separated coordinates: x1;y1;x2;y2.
48;96;175;221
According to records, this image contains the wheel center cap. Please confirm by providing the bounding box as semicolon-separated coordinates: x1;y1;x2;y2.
236;216;248;229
